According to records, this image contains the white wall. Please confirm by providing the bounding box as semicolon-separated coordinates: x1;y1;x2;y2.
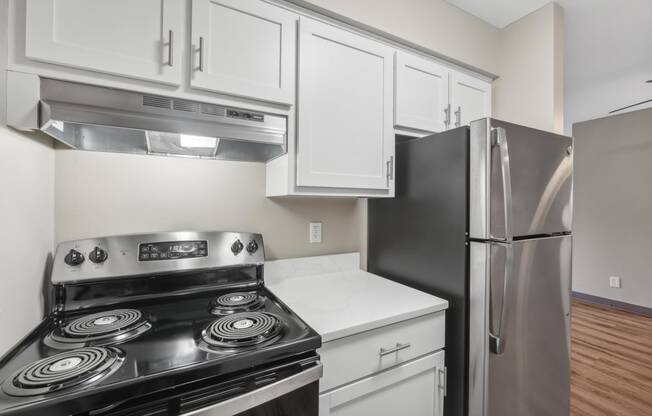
55;149;363;261
493;2;564;133
573;108;652;308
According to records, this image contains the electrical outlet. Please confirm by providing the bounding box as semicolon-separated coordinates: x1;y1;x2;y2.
309;222;322;244
609;276;621;288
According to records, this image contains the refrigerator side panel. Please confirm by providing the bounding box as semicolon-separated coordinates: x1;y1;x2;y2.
368;127;469;416
487;235;572;416
469;242;489;416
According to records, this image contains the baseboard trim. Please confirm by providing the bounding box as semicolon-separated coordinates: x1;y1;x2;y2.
572;292;652;317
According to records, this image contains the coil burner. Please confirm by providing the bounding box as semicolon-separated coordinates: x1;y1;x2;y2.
1;347;124;397
210;292;266;315
201;312;283;349
47;309;151;349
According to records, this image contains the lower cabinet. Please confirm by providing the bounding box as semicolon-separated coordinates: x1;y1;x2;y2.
317;312;447;416
319;351;446;416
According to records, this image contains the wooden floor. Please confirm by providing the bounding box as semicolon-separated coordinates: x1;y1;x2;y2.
571;300;652;415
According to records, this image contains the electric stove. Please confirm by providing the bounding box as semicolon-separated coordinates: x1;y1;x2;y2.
0;231;321;416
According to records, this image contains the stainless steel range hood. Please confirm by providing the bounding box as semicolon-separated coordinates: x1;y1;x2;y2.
38;79;287;162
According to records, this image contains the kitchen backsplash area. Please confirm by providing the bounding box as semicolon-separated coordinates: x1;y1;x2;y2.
54;147;365;261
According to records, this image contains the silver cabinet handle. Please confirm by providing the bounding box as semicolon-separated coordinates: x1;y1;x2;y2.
454;106;461;127
180;363;322;415
167;30;174;67
198;37;205;72
488;241;513;355
444;104;451;129
438;367;447;396
490;127;514;242
379;342;410;356
386;156;394;187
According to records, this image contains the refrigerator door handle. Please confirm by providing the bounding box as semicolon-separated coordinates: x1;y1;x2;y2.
491;127;514;242
489;241;513;355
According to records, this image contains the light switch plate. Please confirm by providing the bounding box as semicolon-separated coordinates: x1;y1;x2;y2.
309;222;322;243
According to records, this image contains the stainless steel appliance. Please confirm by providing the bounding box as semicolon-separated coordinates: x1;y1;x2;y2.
0;231;321;416
368;118;573;416
9;78;287;162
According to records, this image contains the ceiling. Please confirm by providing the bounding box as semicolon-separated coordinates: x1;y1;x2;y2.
559;0;652;133
445;0;552;28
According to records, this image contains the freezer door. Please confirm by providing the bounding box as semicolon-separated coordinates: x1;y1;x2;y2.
470;236;572;416
469;118;573;240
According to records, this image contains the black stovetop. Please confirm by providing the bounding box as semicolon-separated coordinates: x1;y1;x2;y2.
0;278;321;416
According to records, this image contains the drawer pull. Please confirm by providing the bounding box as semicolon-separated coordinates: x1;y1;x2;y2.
379;342;411;357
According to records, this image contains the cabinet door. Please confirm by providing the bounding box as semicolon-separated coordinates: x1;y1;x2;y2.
450;71;492;127
395;52;449;133
320;351;445;416
297;18;394;190
25;0;183;85
190;0;296;105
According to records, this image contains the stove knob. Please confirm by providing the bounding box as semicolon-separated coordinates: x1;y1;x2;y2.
89;246;108;263
64;249;85;266
231;239;244;255
246;240;259;254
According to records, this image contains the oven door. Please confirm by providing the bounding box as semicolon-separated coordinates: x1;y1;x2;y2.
181;361;322;416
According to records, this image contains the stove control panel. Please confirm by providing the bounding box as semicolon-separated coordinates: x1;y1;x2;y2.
139;240;208;261
52;231;264;283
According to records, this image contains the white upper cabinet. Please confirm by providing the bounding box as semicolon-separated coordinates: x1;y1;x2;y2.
394;52;450;133
296;17;394;191
25;0;183;85
190;0;296;105
450;70;492;127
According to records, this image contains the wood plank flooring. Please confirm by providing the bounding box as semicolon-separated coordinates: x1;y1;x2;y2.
571;300;652;416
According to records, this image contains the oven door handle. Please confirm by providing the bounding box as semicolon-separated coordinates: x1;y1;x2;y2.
180;362;323;416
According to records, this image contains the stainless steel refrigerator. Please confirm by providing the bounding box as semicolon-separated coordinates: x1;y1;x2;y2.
368;118;573;416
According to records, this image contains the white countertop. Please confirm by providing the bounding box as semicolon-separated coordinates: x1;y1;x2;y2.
265;253;448;343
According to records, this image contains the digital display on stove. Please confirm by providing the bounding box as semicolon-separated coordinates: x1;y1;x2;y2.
138;240;208;261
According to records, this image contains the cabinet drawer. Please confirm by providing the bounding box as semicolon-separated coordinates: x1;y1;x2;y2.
318;311;445;392
319;350;445;416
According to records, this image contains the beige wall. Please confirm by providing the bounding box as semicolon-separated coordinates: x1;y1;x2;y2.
293;0;501;75
493;3;564;133
0;0;55;355
55;149;362;260
573;108;652;308
0;126;54;355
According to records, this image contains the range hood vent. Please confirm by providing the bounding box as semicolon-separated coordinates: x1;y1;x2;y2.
38;79;287;162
